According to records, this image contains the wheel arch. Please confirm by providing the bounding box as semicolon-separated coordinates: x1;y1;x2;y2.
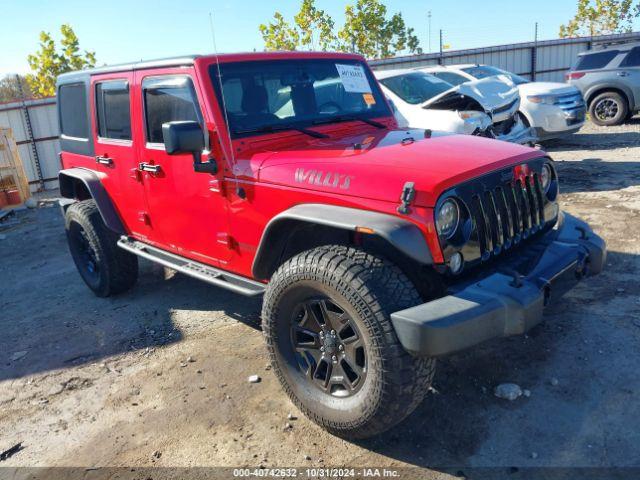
585;85;634;109
58;167;126;235
252;204;434;281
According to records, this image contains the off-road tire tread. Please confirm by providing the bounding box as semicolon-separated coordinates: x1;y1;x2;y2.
262;245;436;439
65;200;138;297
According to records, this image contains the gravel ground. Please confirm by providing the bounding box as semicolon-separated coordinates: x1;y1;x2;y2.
0;119;639;479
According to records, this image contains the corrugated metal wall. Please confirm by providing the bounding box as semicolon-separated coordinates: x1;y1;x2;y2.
369;31;640;82
0;97;59;192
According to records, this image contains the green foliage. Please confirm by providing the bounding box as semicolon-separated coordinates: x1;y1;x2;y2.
260;0;421;58
294;0;336;50
26;24;96;98
0;75;32;103
259;12;300;51
559;0;640;37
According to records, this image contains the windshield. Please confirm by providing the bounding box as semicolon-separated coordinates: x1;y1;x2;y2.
461;65;529;85
379;72;453;105
209;59;390;138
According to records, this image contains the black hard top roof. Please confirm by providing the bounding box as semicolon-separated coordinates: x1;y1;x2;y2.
57;55;200;84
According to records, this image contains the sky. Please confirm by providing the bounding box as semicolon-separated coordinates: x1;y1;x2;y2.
0;0;638;77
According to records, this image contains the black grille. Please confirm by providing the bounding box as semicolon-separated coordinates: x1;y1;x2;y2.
469;174;545;260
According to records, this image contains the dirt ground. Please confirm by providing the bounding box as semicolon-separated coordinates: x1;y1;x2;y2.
1;119;639;479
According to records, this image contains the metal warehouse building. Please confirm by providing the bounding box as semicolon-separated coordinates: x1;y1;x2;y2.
369;31;640;82
0;96;59;192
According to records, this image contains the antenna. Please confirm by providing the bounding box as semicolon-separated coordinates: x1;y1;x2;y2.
209;12;245;199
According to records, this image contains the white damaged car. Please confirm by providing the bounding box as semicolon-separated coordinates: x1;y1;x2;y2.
374;69;535;144
422;64;586;141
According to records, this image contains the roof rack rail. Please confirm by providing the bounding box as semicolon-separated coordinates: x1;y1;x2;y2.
594;39;638;49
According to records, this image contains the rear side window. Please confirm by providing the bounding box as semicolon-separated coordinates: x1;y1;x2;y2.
96;81;131;140
621;47;640;67
142;76;201;144
575;50;618;70
59;83;89;139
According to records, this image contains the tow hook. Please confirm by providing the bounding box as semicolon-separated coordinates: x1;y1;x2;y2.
500;268;524;288
397;182;416;214
575;250;589;278
575;225;589;240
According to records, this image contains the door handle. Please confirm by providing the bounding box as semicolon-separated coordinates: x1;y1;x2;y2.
138;162;161;174
96;155;113;166
617;71;629;77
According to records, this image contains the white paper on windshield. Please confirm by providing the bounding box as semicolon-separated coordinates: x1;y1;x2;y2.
335;64;372;93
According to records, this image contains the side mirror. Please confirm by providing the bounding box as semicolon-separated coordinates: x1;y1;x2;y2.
162;121;217;175
162;121;204;155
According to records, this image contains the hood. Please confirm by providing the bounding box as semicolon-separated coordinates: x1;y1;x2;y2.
422;75;520;114
518;81;580;96
250;128;542;207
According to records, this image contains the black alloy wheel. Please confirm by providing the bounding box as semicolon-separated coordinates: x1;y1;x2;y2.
291;297;366;398
69;222;100;283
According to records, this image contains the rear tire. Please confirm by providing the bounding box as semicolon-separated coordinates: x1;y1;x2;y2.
65;200;138;297
589;91;628;126
262;245;436;439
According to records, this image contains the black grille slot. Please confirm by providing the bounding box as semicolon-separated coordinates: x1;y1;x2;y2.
472;175;545;260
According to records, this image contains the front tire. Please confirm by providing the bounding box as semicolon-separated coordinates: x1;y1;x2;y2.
262;245;435;439
65;200;138;297
589;91;628;126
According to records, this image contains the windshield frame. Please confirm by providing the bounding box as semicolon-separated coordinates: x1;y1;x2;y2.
209;58;392;139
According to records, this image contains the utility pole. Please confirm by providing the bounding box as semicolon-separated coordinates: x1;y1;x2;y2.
439;29;443;65
531;22;539;81
427;11;432;53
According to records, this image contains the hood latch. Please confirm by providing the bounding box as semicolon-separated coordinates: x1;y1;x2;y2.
397;182;416;214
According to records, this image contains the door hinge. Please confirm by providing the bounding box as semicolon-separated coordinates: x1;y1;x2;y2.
217;232;236;250
138;212;151;225
130;168;143;182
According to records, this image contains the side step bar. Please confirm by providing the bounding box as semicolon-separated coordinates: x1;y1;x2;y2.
117;237;266;297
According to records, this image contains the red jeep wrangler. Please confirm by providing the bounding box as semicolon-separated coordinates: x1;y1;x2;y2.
57;52;605;438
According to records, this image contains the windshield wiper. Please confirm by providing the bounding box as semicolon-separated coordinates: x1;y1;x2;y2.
233;124;328;139
312;115;387;129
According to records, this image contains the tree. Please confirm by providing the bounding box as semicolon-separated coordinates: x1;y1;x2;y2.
0;75;32;103
294;0;336;50
559;0;640;37
259;12;300;51
259;0;421;57
337;0;421;58
26;24;96;97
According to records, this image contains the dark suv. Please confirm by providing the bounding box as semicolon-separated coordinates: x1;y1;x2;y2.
566;41;640;126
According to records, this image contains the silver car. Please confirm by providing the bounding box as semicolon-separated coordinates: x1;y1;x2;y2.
566;42;640;126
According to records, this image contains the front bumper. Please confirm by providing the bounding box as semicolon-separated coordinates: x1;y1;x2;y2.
391;213;606;357
525;102;586;141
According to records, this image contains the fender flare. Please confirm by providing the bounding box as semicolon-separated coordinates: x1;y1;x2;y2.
58;167;126;234
252;204;433;280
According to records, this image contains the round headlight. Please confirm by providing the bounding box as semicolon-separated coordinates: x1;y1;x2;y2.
541;163;552;193
436;199;460;239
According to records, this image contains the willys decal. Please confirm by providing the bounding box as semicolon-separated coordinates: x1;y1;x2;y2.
295;168;352;190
